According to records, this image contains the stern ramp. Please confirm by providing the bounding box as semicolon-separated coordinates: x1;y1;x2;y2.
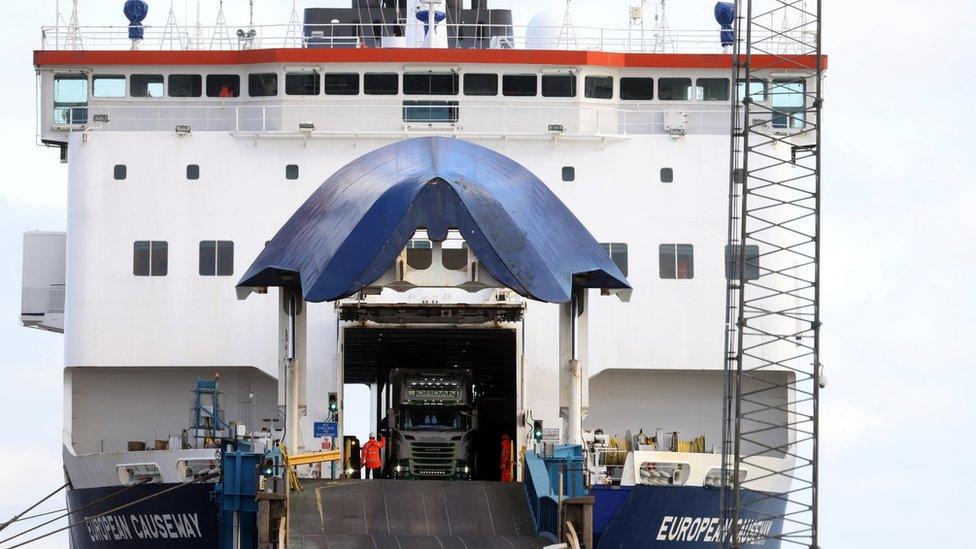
289;480;545;549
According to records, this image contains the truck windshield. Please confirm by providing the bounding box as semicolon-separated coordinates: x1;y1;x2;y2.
401;410;468;431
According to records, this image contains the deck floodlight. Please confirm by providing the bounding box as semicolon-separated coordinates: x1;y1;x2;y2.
298;122;315;135
175;124;192;136
547;123;565;134
92;114;109;123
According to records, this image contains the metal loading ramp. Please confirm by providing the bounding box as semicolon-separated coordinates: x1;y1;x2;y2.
289;480;545;549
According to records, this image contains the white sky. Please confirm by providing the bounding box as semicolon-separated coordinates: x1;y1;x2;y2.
1;1;974;548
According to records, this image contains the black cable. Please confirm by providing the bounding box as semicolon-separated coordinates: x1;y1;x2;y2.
0;479;150;545
3;472;219;549
0;483;69;533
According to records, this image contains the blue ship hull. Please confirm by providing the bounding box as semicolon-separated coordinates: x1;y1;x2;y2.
594;485;785;548
65;484;219;548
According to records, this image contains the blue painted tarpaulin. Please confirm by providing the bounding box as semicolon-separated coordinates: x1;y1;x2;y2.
237;137;630;303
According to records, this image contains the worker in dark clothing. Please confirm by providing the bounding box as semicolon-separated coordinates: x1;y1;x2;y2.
361;432;386;479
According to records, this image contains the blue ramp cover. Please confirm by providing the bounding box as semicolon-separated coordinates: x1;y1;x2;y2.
237;137;630;303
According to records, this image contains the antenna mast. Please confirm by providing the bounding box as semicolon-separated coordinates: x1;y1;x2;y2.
650;0;673;53
285;0;302;47
65;0;83;51
555;0;577;50
160;0;186;50
722;0;824;547
210;0;232;50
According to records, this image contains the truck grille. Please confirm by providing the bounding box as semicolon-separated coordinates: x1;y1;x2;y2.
409;442;456;477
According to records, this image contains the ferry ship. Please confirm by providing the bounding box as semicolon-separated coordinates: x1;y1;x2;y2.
21;1;823;547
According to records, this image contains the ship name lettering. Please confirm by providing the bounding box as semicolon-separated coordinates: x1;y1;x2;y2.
86;513;202;541
657;515;773;544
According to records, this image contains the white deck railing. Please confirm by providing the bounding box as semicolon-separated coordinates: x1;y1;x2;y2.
36;23;765;54
55;101;735;138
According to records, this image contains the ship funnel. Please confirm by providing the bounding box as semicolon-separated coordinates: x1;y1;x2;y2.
416;1;448;48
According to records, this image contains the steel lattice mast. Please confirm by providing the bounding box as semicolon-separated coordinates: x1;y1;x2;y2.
722;1;823;547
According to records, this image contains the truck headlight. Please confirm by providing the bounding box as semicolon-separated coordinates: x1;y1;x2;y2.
395;465;403;473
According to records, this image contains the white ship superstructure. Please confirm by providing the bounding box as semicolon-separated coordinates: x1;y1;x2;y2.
21;2;823;547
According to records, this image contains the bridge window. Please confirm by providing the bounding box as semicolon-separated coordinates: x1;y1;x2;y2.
658;78;692;101
206;74;240;97
696;78;730;101
725;244;760;280
463;73;498;96
600;243;629;277
168;74;202;97
541;74;576;98
53;73;88;124
186;164;200;180
199;241;234;276
285;72;320;96
324;73;360;95
660;167;674;183
364;73;399;95
502;74;537;97
737;80;767;102
561;166;575;182
248;73;278;97
403;100;459;124
620;77;653;100
285;164;299;180
660;244;694;279
113;164;127;180
133;241;168;277
404;72;459;95
584;76;613;99
131;74;164;98
93;75;126;98
406;239;432;270
772;79;806;129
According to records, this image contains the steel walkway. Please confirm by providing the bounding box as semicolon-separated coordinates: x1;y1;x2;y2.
288;480;545;549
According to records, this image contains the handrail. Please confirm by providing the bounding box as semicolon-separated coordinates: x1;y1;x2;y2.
35;22;800;54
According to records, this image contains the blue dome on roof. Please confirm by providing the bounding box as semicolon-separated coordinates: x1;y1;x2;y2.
238;137;630;303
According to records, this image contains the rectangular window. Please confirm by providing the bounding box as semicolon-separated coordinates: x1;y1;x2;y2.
406;239;432;270
600;243;629;277
541;74;576;98
130;74;164;98
736;79;767;102
658;78;692;101
199;241;234;276
403;72;459;95
186;164;200;180
772;79;806;129
133;241;168;277
114;164;127;180
584;76;613;99
725;244;760;280
54;74;88;124
659;244;694;279
93;75;126;98
562;166;575;182
324;73;360;95
402;100;459;124
285;72;320;96
285;164;299;180
502;74;537;97
248;73;278;97
696;78;730;101
463;73;498;96
660;167;674;183
620;77;654;100
364;73;398;95
206;74;240;97
168;74;202;97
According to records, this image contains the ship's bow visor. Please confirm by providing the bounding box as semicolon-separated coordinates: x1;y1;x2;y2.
237;136;630;303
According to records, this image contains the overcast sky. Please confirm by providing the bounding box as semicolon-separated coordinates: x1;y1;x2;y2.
0;1;973;548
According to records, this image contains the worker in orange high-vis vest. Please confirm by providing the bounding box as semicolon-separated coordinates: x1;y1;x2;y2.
361;433;386;479
500;434;513;482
